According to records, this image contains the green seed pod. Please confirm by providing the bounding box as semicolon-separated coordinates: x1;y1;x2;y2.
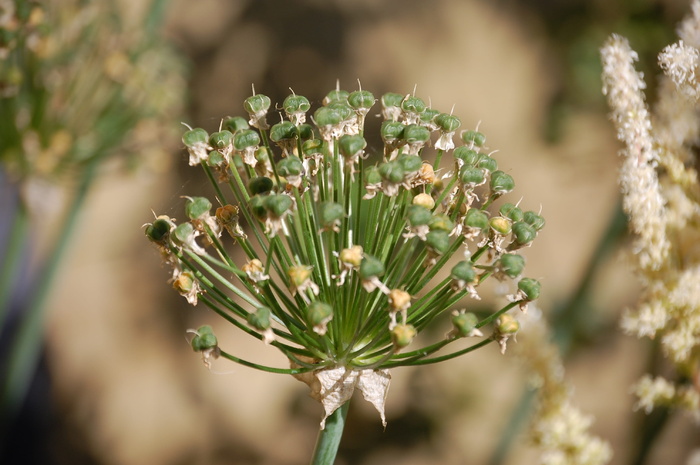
223;116;249;133
207;150;226;167
365;165;382;185
460;166;485;185
498;253;525;278
401;96;426;115
249;195;267;220
249;176;274;195
402;124;431;144
339;134;367;158
302;139;325;157
348;90;375;111
429;214;454;232
451;260;476;283
426;229;450;254
283;94;311;116
255;146;270;163
452;312;479;338
381;92;404;109
277;156;304;177
453;147;480;166
397;153;422;174
420;108;440;126
512;221;537;245
191;325;218;352
145;217;173;244
490;170;515;195
209;130;234;151
391;324;417;349
523;211;546;231
435;113;461;132
297;123;314;140
313;106;343;127
406;205;432;226
324;89;349;104
489;216;512;235
360;255;384;279
233;129;261;150
270;121;298;143
477;155;498;172
518;277;541;301
182;128;208;147
465;208;489;231
380;121;405;144
185;196;212;220
499;203;524;222
462;130;486;146
244;94;271;115
319;202;344;226
307;301;333;327
172;222;196;245
263;194;293;218
247;306;272;330
326;101;354;120
379;160;405;184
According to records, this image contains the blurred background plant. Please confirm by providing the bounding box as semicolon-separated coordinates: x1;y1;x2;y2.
2;0;700;464
0;0;185;461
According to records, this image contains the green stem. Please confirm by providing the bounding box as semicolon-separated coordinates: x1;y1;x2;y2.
0;196;30;331
311;400;350;465
1;159;99;418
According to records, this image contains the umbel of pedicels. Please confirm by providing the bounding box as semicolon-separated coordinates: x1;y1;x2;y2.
145;85;544;427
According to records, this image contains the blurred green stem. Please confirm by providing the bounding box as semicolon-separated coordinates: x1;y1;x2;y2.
1;159;98;419
0;200;30;329
311;401;350;465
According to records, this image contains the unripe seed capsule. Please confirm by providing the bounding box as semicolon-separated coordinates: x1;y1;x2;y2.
490;170;515;195
233;129;260;150
518;277;541;300
451;260;476;283
249;177;274;195
523;211;545;231
512;221;537;245
223;116;249;133
462;130;486;146
412;193;435;210
465;208;489;231
454;147;480;165
263;194;293;218
247;306;272;330
500;203;524;222
498;253;525;278
182;128;208;147
360;255;384;279
406;205;432;226
209;130;233;150
452;312;479;338
185;196;212;220
426;229;450;254
339;134;367;158
348;90;375;110
435;113;461;132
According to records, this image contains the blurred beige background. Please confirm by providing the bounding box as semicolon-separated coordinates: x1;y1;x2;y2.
41;0;698;464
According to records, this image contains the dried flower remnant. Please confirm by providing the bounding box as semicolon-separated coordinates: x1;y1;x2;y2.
601;0;700;424
145;85;545;427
